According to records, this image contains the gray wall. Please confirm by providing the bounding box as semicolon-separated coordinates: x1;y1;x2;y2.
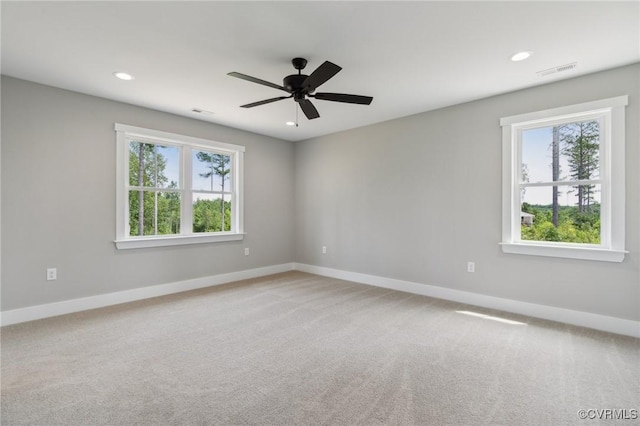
295;64;640;321
3;65;639;323
1;76;295;311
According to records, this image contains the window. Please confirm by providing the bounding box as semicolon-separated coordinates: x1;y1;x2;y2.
115;124;244;249
500;96;627;262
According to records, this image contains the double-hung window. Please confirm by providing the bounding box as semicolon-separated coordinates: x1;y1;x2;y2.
500;96;627;262
115;124;244;249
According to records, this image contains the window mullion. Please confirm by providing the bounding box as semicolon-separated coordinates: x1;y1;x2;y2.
235;151;244;235
118;134;129;238
228;152;235;233
598;114;611;248
182;147;192;235
520;180;601;188
513;128;523;242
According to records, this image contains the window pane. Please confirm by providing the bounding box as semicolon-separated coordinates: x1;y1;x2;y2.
129;141;180;188
192;151;231;192
192;193;232;233
521;120;599;184
520;184;600;244
129;190;181;236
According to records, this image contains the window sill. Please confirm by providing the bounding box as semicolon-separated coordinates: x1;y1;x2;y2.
115;233;244;250
500;242;626;262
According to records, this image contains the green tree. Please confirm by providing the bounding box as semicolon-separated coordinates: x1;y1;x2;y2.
561;120;599;213
536;221;561;242
193;198;231;232
128;142;178;236
195;152;231;231
162;182;181;234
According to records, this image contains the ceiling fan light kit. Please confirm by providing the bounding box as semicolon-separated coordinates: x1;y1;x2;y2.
228;57;373;121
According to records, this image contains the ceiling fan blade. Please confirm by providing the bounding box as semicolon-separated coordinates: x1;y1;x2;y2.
302;61;342;92
299;99;320;120
313;92;373;105
240;96;291;108
227;72;289;92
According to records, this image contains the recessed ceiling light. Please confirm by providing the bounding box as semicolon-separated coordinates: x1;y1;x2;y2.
510;51;532;62
113;72;135;81
285;121;296;126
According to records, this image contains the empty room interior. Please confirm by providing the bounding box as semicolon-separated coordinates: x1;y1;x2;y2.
1;1;639;425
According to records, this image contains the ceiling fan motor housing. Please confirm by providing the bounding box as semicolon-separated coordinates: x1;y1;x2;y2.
284;74;309;94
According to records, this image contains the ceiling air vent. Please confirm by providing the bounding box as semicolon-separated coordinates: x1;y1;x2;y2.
191;108;214;115
537;62;577;77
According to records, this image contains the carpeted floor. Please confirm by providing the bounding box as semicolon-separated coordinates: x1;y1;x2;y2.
1;271;638;425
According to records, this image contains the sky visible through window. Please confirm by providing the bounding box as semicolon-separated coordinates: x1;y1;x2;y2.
160;146;180;186
154;146;229;192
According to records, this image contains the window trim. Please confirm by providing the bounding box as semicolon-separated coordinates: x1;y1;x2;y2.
114;124;245;250
500;96;627;262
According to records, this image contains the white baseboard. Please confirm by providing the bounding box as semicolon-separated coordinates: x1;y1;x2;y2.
0;263;295;326
294;263;640;338
3;262;637;338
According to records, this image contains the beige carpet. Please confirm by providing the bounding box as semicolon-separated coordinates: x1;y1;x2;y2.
1;271;638;425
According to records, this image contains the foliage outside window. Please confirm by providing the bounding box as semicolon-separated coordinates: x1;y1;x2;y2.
500;96;627;262
115;124;244;249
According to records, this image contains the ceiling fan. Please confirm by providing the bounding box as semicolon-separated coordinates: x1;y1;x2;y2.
228;58;373;120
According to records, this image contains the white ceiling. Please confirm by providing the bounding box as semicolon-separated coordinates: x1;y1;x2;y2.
2;1;639;142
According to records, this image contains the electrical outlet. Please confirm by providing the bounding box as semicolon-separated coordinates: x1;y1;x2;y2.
322;246;327;254
467;262;475;273
244;248;250;256
47;268;57;281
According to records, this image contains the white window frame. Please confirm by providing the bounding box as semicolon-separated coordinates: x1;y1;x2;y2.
114;124;245;249
500;96;628;262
